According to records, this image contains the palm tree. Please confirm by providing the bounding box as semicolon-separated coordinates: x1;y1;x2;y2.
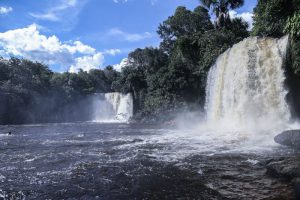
199;0;244;28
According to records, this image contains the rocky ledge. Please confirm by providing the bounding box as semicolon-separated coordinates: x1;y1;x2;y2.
271;130;300;198
274;130;300;149
265;156;300;199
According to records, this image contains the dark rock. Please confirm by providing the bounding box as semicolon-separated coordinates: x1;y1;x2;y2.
266;156;300;199
294;178;300;200
274;130;300;149
266;157;300;180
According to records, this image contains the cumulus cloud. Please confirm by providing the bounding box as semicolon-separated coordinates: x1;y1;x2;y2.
107;28;152;42
113;58;129;72
0;24;106;72
0;6;13;14
62;41;96;54
229;10;254;30
69;53;104;73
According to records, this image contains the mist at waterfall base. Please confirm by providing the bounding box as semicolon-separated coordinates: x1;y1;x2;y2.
0;36;298;199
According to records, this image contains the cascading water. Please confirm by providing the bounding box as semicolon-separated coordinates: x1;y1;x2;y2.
92;93;133;123
205;36;291;132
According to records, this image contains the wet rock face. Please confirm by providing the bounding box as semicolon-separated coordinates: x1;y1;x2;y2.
274;130;300;149
265;156;300;200
266;157;300;179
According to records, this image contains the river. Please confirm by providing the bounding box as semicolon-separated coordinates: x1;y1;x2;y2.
0;122;297;199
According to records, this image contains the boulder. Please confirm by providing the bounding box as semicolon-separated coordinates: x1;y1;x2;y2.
265;157;300;200
274;130;300;149
266;158;300;179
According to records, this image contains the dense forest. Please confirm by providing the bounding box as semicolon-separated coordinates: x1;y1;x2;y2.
0;0;299;124
0;58;119;123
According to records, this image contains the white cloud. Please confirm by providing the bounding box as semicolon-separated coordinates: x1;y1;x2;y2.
30;12;59;21
113;58;128;72
30;0;85;23
0;24;105;72
0;6;13;14
107;28;152;42
69;53;104;73
62;41;96;54
229;10;254;30
104;49;121;56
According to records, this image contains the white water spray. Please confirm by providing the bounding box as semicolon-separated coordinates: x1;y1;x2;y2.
92;93;133;123
205;36;291;132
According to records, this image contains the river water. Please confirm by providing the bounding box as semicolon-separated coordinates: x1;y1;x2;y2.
0;122;297;199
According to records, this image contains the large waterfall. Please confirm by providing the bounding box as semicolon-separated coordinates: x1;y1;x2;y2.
205;36;290;131
92;93;133;123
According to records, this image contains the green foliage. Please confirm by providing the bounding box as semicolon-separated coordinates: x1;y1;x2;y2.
112;47;168;113
157;6;213;53
252;0;297;37
290;39;300;76
0;58;119;124
199;0;244;28
284;12;300;39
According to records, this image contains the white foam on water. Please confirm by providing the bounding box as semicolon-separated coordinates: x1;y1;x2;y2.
0;174;5;182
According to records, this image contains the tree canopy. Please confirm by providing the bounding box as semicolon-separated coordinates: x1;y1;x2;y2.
199;0;245;28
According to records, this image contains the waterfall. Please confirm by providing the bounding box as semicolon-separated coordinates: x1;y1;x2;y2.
92;92;133;123
205;36;290;131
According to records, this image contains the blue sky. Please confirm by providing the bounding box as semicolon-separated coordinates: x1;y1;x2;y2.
0;0;257;72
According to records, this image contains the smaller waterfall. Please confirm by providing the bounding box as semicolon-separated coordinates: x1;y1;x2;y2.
92;93;133;123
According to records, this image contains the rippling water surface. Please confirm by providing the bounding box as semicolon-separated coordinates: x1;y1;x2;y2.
0;123;297;199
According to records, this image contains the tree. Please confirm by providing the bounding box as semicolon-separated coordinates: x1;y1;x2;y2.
158;6;213;52
199;0;244;28
112;48;168;113
252;0;296;37
285;12;300;39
